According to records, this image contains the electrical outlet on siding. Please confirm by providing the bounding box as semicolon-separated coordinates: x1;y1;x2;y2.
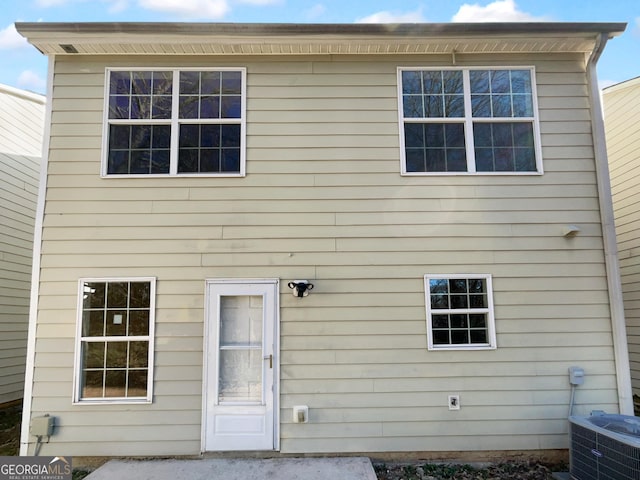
448;395;460;410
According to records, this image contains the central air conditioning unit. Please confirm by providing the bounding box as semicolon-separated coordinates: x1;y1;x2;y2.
569;413;640;480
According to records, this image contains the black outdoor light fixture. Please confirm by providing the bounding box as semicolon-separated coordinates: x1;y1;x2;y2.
288;280;314;298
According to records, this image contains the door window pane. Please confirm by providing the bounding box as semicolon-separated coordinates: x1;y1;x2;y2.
219;349;262;403
220;296;263;346
218;295;264;403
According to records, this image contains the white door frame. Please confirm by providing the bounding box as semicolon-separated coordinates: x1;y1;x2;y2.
201;278;280;452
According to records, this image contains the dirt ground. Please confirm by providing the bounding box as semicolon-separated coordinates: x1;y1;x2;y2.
373;461;568;479
0;402;21;456
2;403;568;479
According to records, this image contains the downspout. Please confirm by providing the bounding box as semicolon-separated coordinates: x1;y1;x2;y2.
587;32;634;415
20;55;54;455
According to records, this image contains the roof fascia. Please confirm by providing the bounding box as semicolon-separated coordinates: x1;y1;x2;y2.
14;22;627;38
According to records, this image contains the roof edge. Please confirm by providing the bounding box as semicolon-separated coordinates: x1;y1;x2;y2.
0;83;46;104
15;21;627;38
603;75;640;94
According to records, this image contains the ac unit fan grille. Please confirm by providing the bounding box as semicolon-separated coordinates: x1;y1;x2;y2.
570;422;640;480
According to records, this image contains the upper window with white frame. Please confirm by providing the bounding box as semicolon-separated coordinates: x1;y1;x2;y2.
424;274;496;350
74;278;155;403
398;67;542;175
104;68;245;176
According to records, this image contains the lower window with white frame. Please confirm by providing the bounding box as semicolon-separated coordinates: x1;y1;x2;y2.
74;278;155;403
424;274;496;350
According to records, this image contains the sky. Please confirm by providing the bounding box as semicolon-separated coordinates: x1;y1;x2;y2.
0;0;639;95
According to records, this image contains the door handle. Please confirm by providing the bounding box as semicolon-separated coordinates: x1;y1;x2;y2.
263;354;273;369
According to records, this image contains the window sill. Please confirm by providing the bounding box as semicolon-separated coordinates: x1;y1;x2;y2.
428;345;497;351
73;398;152;405
101;173;245;179
401;171;543;176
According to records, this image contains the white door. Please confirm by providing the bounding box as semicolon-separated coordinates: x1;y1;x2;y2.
203;279;278;451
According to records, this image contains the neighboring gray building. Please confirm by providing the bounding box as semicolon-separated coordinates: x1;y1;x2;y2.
0;83;45;406
604;76;640;410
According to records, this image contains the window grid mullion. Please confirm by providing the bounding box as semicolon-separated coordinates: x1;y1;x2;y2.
462;70;476;173
125;342;130;396
404;117;463;124
108;118;170;125
178;118;242;124
472;117;534;123
169;70;180;175
80;336;150;342
434;308;490;315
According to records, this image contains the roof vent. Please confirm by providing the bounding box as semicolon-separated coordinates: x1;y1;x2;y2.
60;44;78;53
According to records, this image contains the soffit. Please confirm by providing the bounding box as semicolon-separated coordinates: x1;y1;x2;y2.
15;22;626;57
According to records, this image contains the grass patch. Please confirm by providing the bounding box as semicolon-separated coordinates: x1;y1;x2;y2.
72;469;92;480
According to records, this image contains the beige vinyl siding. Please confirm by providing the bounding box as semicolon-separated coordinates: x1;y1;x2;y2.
604;78;640;398
0;86;43;405
28;52;618;456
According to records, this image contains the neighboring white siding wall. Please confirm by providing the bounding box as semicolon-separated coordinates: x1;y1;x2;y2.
604;78;640;399
0;85;45;156
0;85;43;405
29;53;618;456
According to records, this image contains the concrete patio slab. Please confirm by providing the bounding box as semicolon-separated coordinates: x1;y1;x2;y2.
84;456;378;480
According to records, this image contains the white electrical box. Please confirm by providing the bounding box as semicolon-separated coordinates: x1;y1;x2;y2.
569;366;585;386
292;405;309;423
30;415;54;436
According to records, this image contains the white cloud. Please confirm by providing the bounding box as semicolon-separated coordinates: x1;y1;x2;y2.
452;0;547;22
35;0;273;18
35;0;72;6
36;0;129;11
356;8;426;24
306;4;326;20
235;0;280;5
138;0;230;19
599;79;619;90
0;24;29;50
105;0;129;13
17;70;47;92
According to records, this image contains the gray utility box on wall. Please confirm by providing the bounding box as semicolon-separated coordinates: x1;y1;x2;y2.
569;414;640;479
30;415;55;437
